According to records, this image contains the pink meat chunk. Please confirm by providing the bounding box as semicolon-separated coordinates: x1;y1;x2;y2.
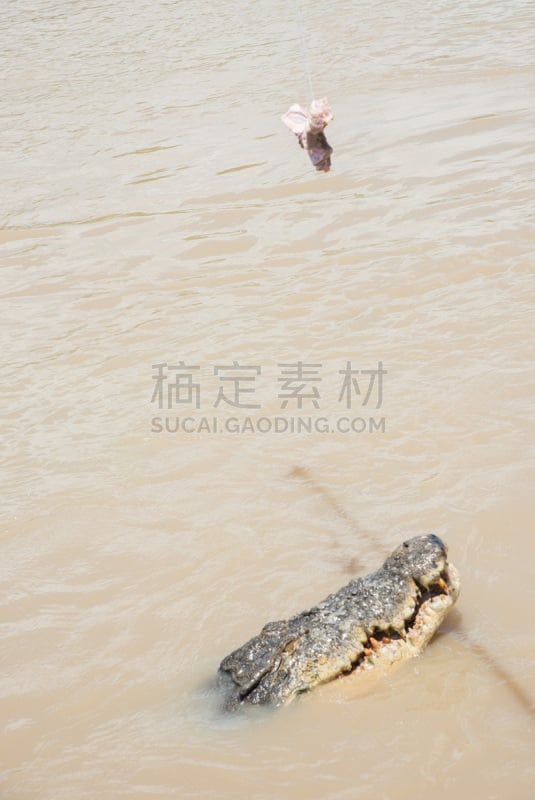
282;98;333;172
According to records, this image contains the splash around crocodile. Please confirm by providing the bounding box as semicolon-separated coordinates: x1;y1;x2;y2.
218;534;460;710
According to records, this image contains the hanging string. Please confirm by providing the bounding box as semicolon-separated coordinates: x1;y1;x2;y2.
294;0;315;104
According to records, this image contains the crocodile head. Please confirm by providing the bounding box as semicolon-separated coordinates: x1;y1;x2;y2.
218;534;460;709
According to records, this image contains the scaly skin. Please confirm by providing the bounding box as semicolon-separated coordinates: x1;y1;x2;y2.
218;534;460;710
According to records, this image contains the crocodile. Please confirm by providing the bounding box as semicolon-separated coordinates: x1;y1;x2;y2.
218;534;460;710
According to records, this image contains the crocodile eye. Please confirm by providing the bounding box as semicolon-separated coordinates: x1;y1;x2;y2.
403;542;409;548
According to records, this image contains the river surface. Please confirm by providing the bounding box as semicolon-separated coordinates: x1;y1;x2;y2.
1;1;534;798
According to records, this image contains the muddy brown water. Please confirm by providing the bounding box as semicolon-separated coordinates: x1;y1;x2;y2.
1;1;534;798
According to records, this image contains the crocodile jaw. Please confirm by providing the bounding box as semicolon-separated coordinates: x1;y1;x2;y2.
356;562;461;674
